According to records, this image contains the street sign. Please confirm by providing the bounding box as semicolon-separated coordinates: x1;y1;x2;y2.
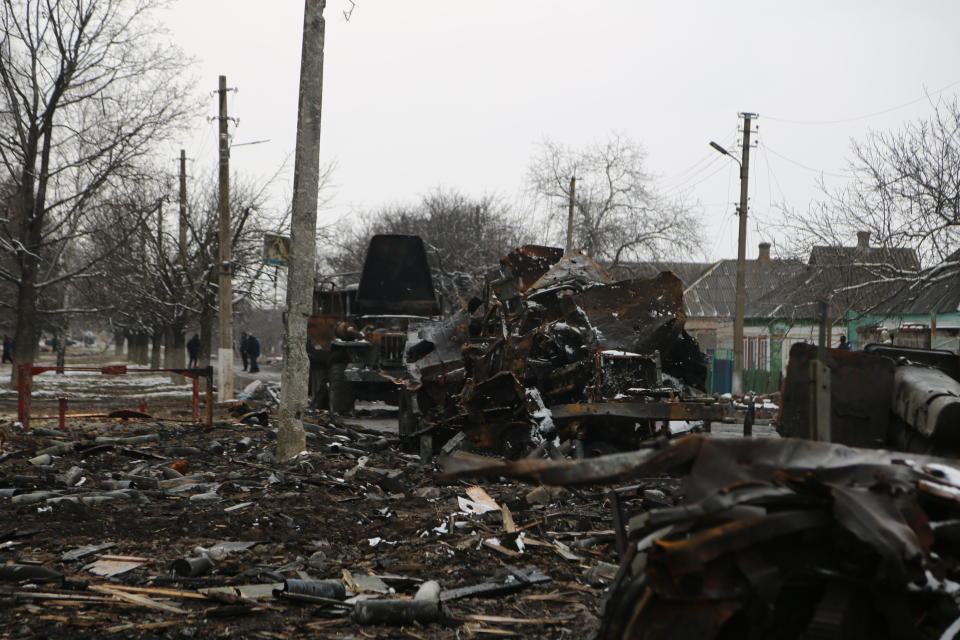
263;233;291;267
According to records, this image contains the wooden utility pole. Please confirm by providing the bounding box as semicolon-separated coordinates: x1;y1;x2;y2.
217;75;234;402
179;149;187;266
732;112;756;396
565;175;576;253
276;0;326;461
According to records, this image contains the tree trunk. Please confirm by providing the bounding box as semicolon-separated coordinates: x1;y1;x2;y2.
11;178;43;387
169;326;186;383
11;277;41;388
162;327;173;369
277;0;326;461
132;333;149;365
200;306;214;368
114;332;125;358
149;330;162;369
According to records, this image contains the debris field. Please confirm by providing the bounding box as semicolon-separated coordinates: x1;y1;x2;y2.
0;400;667;639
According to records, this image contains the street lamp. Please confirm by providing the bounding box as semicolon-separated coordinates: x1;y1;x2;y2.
709;112;755;396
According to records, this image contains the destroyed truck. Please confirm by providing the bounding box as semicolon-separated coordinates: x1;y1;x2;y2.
308;234;440;414
401;246;720;456
779;341;960;455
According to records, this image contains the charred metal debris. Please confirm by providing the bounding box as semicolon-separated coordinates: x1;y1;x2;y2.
1;408;629;637
780;342;960;456
401;246;720;456
444;434;960;640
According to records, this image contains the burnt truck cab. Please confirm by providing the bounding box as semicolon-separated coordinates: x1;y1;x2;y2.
308;235;440;414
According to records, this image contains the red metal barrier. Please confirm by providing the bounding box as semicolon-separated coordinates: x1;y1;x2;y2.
17;364;214;432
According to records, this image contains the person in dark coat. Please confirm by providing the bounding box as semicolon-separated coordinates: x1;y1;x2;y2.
2;336;12;364
247;334;261;373
187;334;201;369
239;331;250;371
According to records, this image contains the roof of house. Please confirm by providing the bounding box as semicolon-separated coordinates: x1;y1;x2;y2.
869;248;960;315
752;242;925;321
808;245;920;270
683;258;808;318
610;237;933;321
609;257;808;318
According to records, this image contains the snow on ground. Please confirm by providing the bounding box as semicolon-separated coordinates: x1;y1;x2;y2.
0;365;193;399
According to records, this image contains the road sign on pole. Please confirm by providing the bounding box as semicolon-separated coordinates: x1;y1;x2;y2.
263;233;291;267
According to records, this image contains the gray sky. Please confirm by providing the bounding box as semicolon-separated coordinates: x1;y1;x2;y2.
161;0;960;262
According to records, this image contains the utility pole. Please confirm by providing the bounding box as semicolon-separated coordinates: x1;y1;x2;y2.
276;0;326;461
565;175;576;253
217;75;234;402
732;112;756;396
179;149;187;266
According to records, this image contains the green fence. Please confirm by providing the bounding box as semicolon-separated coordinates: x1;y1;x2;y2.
742;368;782;395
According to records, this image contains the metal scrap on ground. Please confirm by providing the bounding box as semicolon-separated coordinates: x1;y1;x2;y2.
447;433;960;639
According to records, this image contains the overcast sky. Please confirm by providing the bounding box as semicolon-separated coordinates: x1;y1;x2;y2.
160;0;960;263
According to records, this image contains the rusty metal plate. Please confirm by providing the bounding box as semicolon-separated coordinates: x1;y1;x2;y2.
779;342;893;447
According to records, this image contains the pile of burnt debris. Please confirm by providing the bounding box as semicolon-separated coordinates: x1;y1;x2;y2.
446;434;960;639
0;410;652;638
401;247;723;457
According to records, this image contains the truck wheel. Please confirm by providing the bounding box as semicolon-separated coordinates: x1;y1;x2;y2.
329;366;356;415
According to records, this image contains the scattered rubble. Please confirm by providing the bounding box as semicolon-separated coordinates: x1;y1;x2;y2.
0;401;664;638
443;434;960;639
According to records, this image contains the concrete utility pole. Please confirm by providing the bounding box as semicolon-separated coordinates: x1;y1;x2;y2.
732;112;756;396
179;149;187;266
217;75;234;402
276;0;326;461
565;175;576;253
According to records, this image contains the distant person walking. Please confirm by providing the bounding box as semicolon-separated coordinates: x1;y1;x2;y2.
247;334;261;373
239;331;250;371
187;334;201;369
838;335;852;350
2;336;12;364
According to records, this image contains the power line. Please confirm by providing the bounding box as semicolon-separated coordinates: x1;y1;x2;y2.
661;127;738;185
662;161;729;197
762;143;851;179
764;78;960;125
759;146;789;205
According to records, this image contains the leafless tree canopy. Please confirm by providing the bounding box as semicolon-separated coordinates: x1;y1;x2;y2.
74;165;289;364
326;188;527;307
0;0;196;374
527;134;704;267
783;98;960;269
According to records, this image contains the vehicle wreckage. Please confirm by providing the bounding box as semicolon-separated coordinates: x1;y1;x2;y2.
442;434;960;640
400;245;722;456
307;234;441;414
779;341;960;455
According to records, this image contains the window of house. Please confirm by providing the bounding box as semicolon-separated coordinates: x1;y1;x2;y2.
743;336;769;370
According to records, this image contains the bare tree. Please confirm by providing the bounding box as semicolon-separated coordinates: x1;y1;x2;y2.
777;97;960;308
0;0;195;381
527;134;703;267
326;188;526;306
75;166;288;374
783;98;960;267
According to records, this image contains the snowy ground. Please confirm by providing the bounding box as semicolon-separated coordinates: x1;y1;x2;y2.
0;364;194;401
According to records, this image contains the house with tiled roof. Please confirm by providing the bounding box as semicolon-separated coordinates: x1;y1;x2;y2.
840;246;960;352
621;232;933;393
